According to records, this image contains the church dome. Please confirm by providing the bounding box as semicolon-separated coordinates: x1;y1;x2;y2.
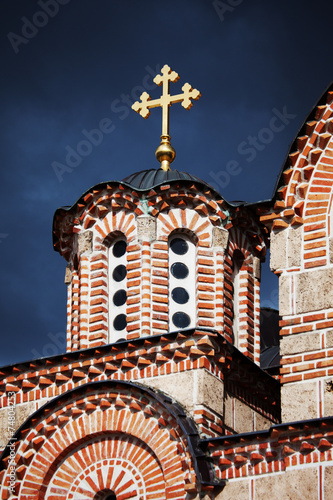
121;168;214;191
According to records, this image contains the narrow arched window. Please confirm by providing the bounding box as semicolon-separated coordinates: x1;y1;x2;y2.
108;237;127;341
232;250;245;346
169;234;196;330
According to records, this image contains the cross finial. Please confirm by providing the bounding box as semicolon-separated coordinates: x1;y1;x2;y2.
132;65;201;170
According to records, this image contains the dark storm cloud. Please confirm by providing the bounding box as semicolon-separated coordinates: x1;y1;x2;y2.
0;0;332;365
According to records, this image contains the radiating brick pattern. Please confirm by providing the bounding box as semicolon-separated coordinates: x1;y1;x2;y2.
0;383;200;499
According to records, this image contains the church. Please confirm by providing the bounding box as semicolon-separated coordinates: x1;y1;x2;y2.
0;65;332;499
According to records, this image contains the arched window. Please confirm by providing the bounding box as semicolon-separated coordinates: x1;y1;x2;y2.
94;490;117;500
108;237;127;342
232;250;244;346
169;234;196;330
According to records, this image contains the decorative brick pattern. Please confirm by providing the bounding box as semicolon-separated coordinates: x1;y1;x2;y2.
204;417;333;482
258;84;333;421
0;330;280;430
259;89;333;231
0;382;202;499
53;181;267;360
4;79;333;500
224;228;261;364
193;406;225;438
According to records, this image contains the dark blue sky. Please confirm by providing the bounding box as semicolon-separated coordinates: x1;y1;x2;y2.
1;0;332;366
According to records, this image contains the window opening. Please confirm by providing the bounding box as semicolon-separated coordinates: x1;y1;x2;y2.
169;234;196;330
109;238;127;341
232;250;244;346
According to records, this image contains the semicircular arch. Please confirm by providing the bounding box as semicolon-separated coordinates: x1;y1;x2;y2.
0;381;211;500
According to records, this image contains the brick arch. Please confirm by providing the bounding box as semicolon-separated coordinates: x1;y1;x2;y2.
103;229;127;247
156;208;212;244
46;437;162;500
94;210;137;248
0;381;208;500
224;229;260;363
168;228;199;246
298;134;333;266
227;228;253;263
328;182;333;237
261;85;333;231
86;211;138;346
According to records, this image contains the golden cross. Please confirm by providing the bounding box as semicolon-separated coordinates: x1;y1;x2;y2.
132;65;201;170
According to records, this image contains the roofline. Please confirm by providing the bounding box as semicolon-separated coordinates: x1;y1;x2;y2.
51;173;250;250
0;327;277;385
200;415;333;449
0;379;221;486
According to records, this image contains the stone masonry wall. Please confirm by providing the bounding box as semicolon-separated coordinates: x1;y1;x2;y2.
261;87;333;422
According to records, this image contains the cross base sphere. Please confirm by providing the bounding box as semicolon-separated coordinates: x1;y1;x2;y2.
155;135;176;171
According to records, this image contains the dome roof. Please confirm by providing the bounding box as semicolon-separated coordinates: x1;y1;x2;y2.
121;168;214;191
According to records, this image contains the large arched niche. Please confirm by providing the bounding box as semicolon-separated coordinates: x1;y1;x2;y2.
0;381;214;499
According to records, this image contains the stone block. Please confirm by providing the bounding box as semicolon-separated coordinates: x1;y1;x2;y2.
281;381;318;422
254;468;318;499
223;391;232;430
137;215;156;242
141;368;224;414
296;268;333;314
216;479;250;499
64;264;72;285
326;330;333;348
270;230;287;271
212;226;229;249
329;237;333;264
78;230;93;254
254;411;271;431
0;402;36;447
280;332;321;355
324;377;333;417
288;225;302;267
324;466;333;499
279;274;291;316
253;256;261;280
234;397;253;433
196;369;224;414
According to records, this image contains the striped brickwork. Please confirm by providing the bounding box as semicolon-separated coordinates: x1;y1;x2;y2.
260;85;333;422
204;417;333;499
53;182;267;365
0;329;279;451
